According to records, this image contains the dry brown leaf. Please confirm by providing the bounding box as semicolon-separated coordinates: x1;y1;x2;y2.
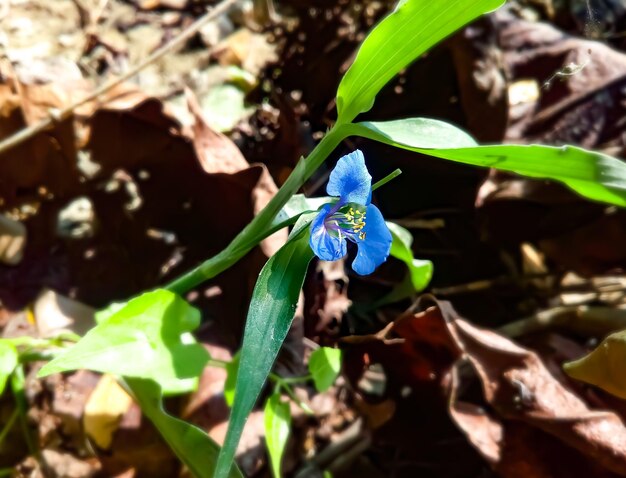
430;299;626;476
0;82;80;203
185;88;248;175
185;87;286;256
448;399;503;465
212;29;278;77
448;371;614;478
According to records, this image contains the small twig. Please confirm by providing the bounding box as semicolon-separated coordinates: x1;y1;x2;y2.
431;273;554;296
340;320;404;345
0;0;239;156
294;419;369;477
498;305;626;339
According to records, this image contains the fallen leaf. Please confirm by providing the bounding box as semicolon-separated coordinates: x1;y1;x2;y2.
84;374;134;449
212;29;278;77
33;288;95;337
0;82;81;204
185;87;286;257
431;298;626;476
185;88;249;175
564;329;626;400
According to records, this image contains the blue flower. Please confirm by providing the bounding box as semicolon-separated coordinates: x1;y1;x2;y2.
309;150;392;275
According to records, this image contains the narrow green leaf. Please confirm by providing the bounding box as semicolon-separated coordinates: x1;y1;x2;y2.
214;214;316;478
0;341;17;396
564;330;626;399
224;353;240;408
346;119;626;207
38;290;209;394
126;378;243;478
308;347;342;393
264;393;291;478
388;222;433;293
336;0;504;122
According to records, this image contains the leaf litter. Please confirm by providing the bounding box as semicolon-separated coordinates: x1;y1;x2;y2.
5;0;626;477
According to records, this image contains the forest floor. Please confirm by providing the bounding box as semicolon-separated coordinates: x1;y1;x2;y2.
4;0;626;477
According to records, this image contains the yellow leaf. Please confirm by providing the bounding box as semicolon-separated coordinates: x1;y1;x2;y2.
83;374;133;449
564;331;626;399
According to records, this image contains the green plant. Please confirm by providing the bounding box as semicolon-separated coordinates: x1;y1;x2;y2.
22;0;626;477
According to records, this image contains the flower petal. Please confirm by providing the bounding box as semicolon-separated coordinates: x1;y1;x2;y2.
326;150;372;205
352;204;392;275
309;204;347;261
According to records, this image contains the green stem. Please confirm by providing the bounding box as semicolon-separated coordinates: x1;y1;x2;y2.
11;366;46;475
0;408;18;447
270;373;312;385
209;360;311;387
207;358;229;369
279;382;314;415
165;128;344;294
372;168;402;191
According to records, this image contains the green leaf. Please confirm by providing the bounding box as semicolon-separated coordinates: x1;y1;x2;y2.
355;222;432;310
0;341;18;396
224;353;240;408
38;290;209;395
94;301;126;324
126;378;243;478
281;194;331;219
346;118;626;207
264;393;291;478
269;194;332;233
214;214;316;478
564;330;626;399
388;222;433;293
308;347;342;393
336;0;504;122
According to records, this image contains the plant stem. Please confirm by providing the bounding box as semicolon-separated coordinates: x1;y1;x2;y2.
207;358;229;368
279;382;314;415
11;366;48;476
372;168;402;191
270;373;312;385
165;128;344;294
0;409;18;447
